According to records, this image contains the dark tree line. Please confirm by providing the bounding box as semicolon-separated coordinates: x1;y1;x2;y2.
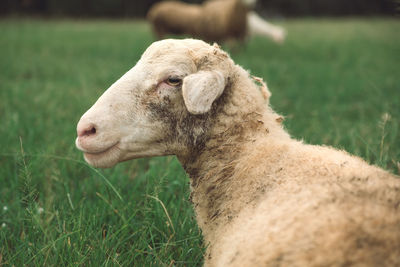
257;0;397;17
0;0;397;17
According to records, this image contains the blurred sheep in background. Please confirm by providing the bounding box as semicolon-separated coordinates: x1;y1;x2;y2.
147;0;286;44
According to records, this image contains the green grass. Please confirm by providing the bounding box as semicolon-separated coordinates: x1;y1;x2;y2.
0;18;399;266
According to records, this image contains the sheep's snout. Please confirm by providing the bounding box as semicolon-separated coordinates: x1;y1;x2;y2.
76;119;98;147
76;112;123;168
76;119;104;152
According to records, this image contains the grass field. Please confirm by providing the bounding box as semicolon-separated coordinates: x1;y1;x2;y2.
0;18;399;266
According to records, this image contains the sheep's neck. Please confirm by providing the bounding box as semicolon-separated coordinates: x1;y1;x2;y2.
178;114;270;239
177;66;289;240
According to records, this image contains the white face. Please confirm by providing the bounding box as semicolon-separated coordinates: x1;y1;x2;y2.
75;39;229;168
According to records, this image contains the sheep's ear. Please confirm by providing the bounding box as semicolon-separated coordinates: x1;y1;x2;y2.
182;70;225;114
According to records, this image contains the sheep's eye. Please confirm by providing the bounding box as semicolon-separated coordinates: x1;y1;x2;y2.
166;77;182;86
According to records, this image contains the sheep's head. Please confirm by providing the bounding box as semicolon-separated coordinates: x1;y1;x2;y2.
76;39;233;168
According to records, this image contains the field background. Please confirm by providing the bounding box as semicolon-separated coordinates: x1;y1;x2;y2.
0;18;399;266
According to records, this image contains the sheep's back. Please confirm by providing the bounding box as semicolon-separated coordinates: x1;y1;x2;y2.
147;1;202;36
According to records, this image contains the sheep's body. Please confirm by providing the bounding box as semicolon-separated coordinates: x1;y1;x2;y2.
189;136;400;266
76;39;400;266
147;0;248;43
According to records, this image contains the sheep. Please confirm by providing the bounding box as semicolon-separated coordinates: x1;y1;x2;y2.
147;0;286;44
75;39;400;267
147;0;248;43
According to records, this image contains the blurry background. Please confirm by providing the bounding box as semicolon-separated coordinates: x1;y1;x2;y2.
0;0;399;266
0;0;397;17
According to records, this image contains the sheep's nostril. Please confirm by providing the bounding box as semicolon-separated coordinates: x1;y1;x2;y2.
78;123;97;138
84;126;96;136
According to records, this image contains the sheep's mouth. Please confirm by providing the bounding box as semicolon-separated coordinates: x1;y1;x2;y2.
82;142;121;168
82;142;119;155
